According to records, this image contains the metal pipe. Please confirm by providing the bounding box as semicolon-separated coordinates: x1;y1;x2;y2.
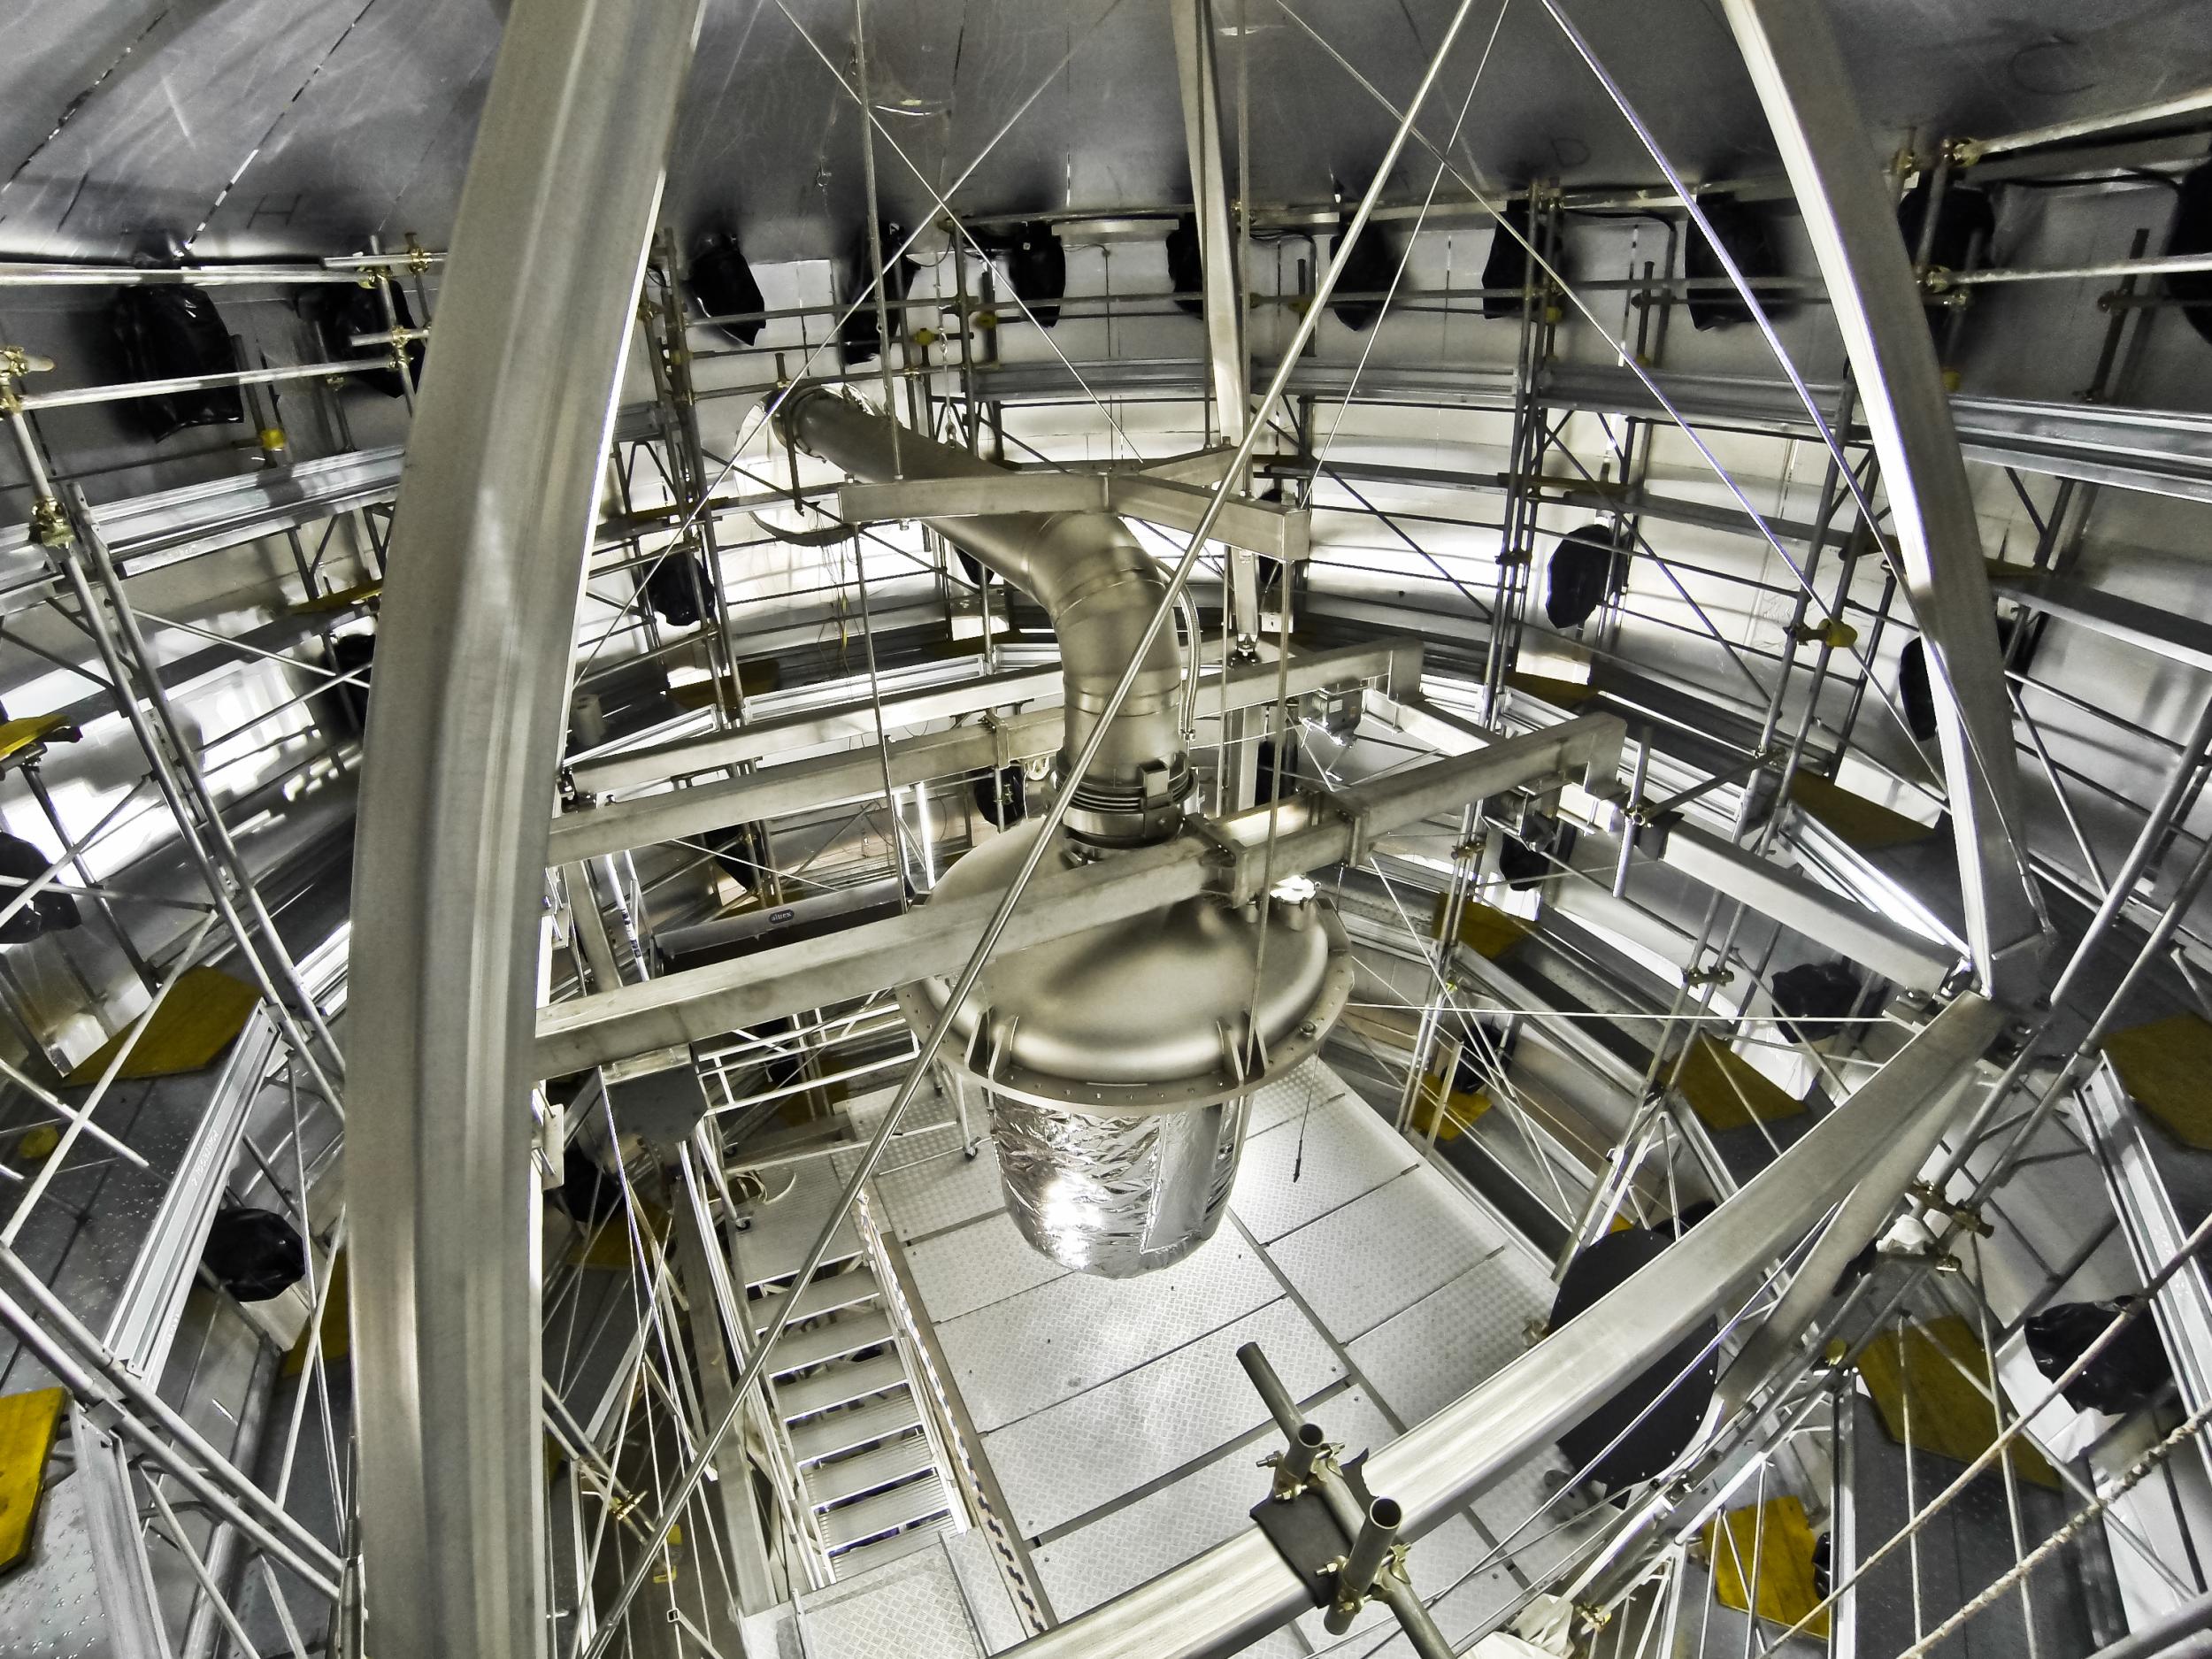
781;388;1189;842
1942;252;2212;288
1279;1420;1326;1495
0;1276;343;1597
17;357;387;411
4;465;346;1099
343;0;710;1652
1959;83;2212;161
2085;1589;2212;1659
0;257;440;287
1327;1498;1402;1635
67;488;349;1077
1239;1341;1450;1656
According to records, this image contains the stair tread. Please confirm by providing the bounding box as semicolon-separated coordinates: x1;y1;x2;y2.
741;1165;864;1291
803;1434;937;1509
775;1353;909;1421
750;1264;879;1333
818;1473;953;1550
789;1393;926;1465
826;1517;953;1582
769;1310;895;1376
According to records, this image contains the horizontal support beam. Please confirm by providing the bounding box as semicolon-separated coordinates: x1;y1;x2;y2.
1002;992;2002;1659
550;639;1418;863
973;357;2212;503
536;836;1211;1077
836;471;1310;565
1654;819;1962;993
1990;565;2212;676
570;664;1064;795
1371;689;1949;991
534;713;1613;1074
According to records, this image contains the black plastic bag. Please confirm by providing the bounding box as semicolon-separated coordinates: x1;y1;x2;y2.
1684;196;1784;332
0;833;78;944
2025;1299;2171;1417
1546;524;1619;629
1551;1225;1718;1488
111;287;244;442
203;1207;306;1302
689;227;767;346
1328;211;1398;333
1770;959;1864;1046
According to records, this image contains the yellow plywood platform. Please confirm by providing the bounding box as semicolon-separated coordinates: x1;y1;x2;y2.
566;1206;671;1271
1409;1082;1489;1143
1676;1036;1807;1132
1431;895;1532;960
1857;1315;2061;1490
0;1386;65;1571
1505;671;1600;708
1705;1494;1829;1638
284;1251;349;1378
295;578;382;614
2103;1012;2212;1150
1788;772;1941;851
0;714;77;770
65;967;260;1085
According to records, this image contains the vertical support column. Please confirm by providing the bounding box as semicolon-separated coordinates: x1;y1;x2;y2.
346;2;705;1656
1171;0;1263;810
1717;0;2045;1000
669;1165;778;1618
1170;0;1246;445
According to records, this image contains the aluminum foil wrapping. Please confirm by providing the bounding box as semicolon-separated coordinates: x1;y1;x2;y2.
991;1093;1251;1278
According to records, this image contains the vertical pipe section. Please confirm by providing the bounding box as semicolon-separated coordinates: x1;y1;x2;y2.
346;1;703;1655
1716;0;2044;1001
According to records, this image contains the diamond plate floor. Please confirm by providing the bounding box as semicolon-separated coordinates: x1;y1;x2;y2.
940;1228;1279;1432
1348;1247;1552;1425
982;1298;1344;1539
780;1540;985;1659
1270;1163;1509;1343
906;1210;1069;1322
1230;1091;1418;1243
869;1125;1008;1243
876;1058;1578;1653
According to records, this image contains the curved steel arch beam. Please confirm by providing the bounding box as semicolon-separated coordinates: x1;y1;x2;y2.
1715;0;2047;1001
346;0;704;1654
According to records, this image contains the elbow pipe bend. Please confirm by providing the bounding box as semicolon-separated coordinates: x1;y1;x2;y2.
779;384;1192;845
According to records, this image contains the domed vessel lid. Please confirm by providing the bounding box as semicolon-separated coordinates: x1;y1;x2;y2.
896;821;1354;1114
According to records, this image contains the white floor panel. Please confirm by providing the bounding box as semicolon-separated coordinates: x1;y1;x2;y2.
1471;1448;1593;1586
737;1161;863;1287
941;1525;1031;1655
786;1541;984;1659
1270;1163;1508;1344
870;1129;1008;1243
1231;1096;1417;1243
908;1210;1069;1323
982;1297;1343;1538
1348;1251;1550;1427
1247;1057;1351;1137
941;1227;1279;1432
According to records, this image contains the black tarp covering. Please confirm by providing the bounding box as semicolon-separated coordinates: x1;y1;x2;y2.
689;227;768;346
111;287;245;442
1551;1224;1719;1489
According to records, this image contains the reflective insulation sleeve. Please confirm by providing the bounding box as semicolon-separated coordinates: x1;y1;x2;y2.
992;1092;1250;1278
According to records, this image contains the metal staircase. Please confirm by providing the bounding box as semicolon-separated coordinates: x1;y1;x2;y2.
741;1164;956;1582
